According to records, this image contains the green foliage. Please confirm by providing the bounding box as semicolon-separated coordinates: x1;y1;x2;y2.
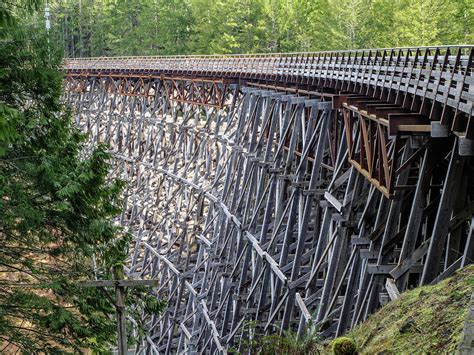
332;337;357;355
236;320;322;354
0;18;118;352
46;0;474;56
126;286;167;341
0;1;163;352
0;0;41;26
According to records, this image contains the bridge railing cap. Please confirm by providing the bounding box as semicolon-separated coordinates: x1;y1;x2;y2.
64;44;474;62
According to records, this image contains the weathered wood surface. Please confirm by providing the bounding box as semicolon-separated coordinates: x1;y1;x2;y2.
64;48;474;353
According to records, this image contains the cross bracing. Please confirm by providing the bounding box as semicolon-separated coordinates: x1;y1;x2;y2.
64;46;474;354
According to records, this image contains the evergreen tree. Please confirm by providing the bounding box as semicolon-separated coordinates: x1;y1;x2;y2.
0;2;163;352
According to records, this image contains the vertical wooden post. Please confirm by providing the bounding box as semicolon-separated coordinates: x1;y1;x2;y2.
114;266;128;355
422;139;465;285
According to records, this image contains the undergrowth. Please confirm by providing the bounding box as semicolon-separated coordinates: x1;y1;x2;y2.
232;320;323;354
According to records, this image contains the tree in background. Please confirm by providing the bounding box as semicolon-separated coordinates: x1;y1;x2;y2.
190;0;269;54
0;1;163;352
48;0;474;56
51;0;194;57
392;0;473;46
262;0;324;52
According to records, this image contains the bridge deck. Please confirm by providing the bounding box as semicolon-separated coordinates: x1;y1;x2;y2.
65;46;474;128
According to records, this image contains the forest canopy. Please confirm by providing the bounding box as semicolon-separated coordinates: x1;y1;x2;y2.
49;0;474;57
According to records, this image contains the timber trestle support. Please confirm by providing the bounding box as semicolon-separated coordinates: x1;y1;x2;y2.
64;46;474;354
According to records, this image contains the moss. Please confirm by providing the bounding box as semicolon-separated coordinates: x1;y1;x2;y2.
333;265;474;354
332;336;356;355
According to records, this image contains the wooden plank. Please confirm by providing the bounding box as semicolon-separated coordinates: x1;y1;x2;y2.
430;257;463;285
324;191;343;212
180;323;192;339
367;264;395;274
367;104;400;116
265;253;287;283
462;215;474;268
359;249;380;259
385;278;401;301
295;293;312;321
351;237;371;245
375;106;410;119
388;113;430;136
390;242;429;280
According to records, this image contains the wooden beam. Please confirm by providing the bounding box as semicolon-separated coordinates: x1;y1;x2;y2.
388;113;430;136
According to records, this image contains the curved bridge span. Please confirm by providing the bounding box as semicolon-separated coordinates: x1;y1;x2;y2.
65;46;474;353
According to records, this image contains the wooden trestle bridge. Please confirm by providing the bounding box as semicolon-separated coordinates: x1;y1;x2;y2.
64;46;474;354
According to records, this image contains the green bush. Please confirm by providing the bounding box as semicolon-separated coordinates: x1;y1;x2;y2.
332;336;356;355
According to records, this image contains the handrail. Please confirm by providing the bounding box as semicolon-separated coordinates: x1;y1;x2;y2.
64;44;474;61
64;45;474;118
